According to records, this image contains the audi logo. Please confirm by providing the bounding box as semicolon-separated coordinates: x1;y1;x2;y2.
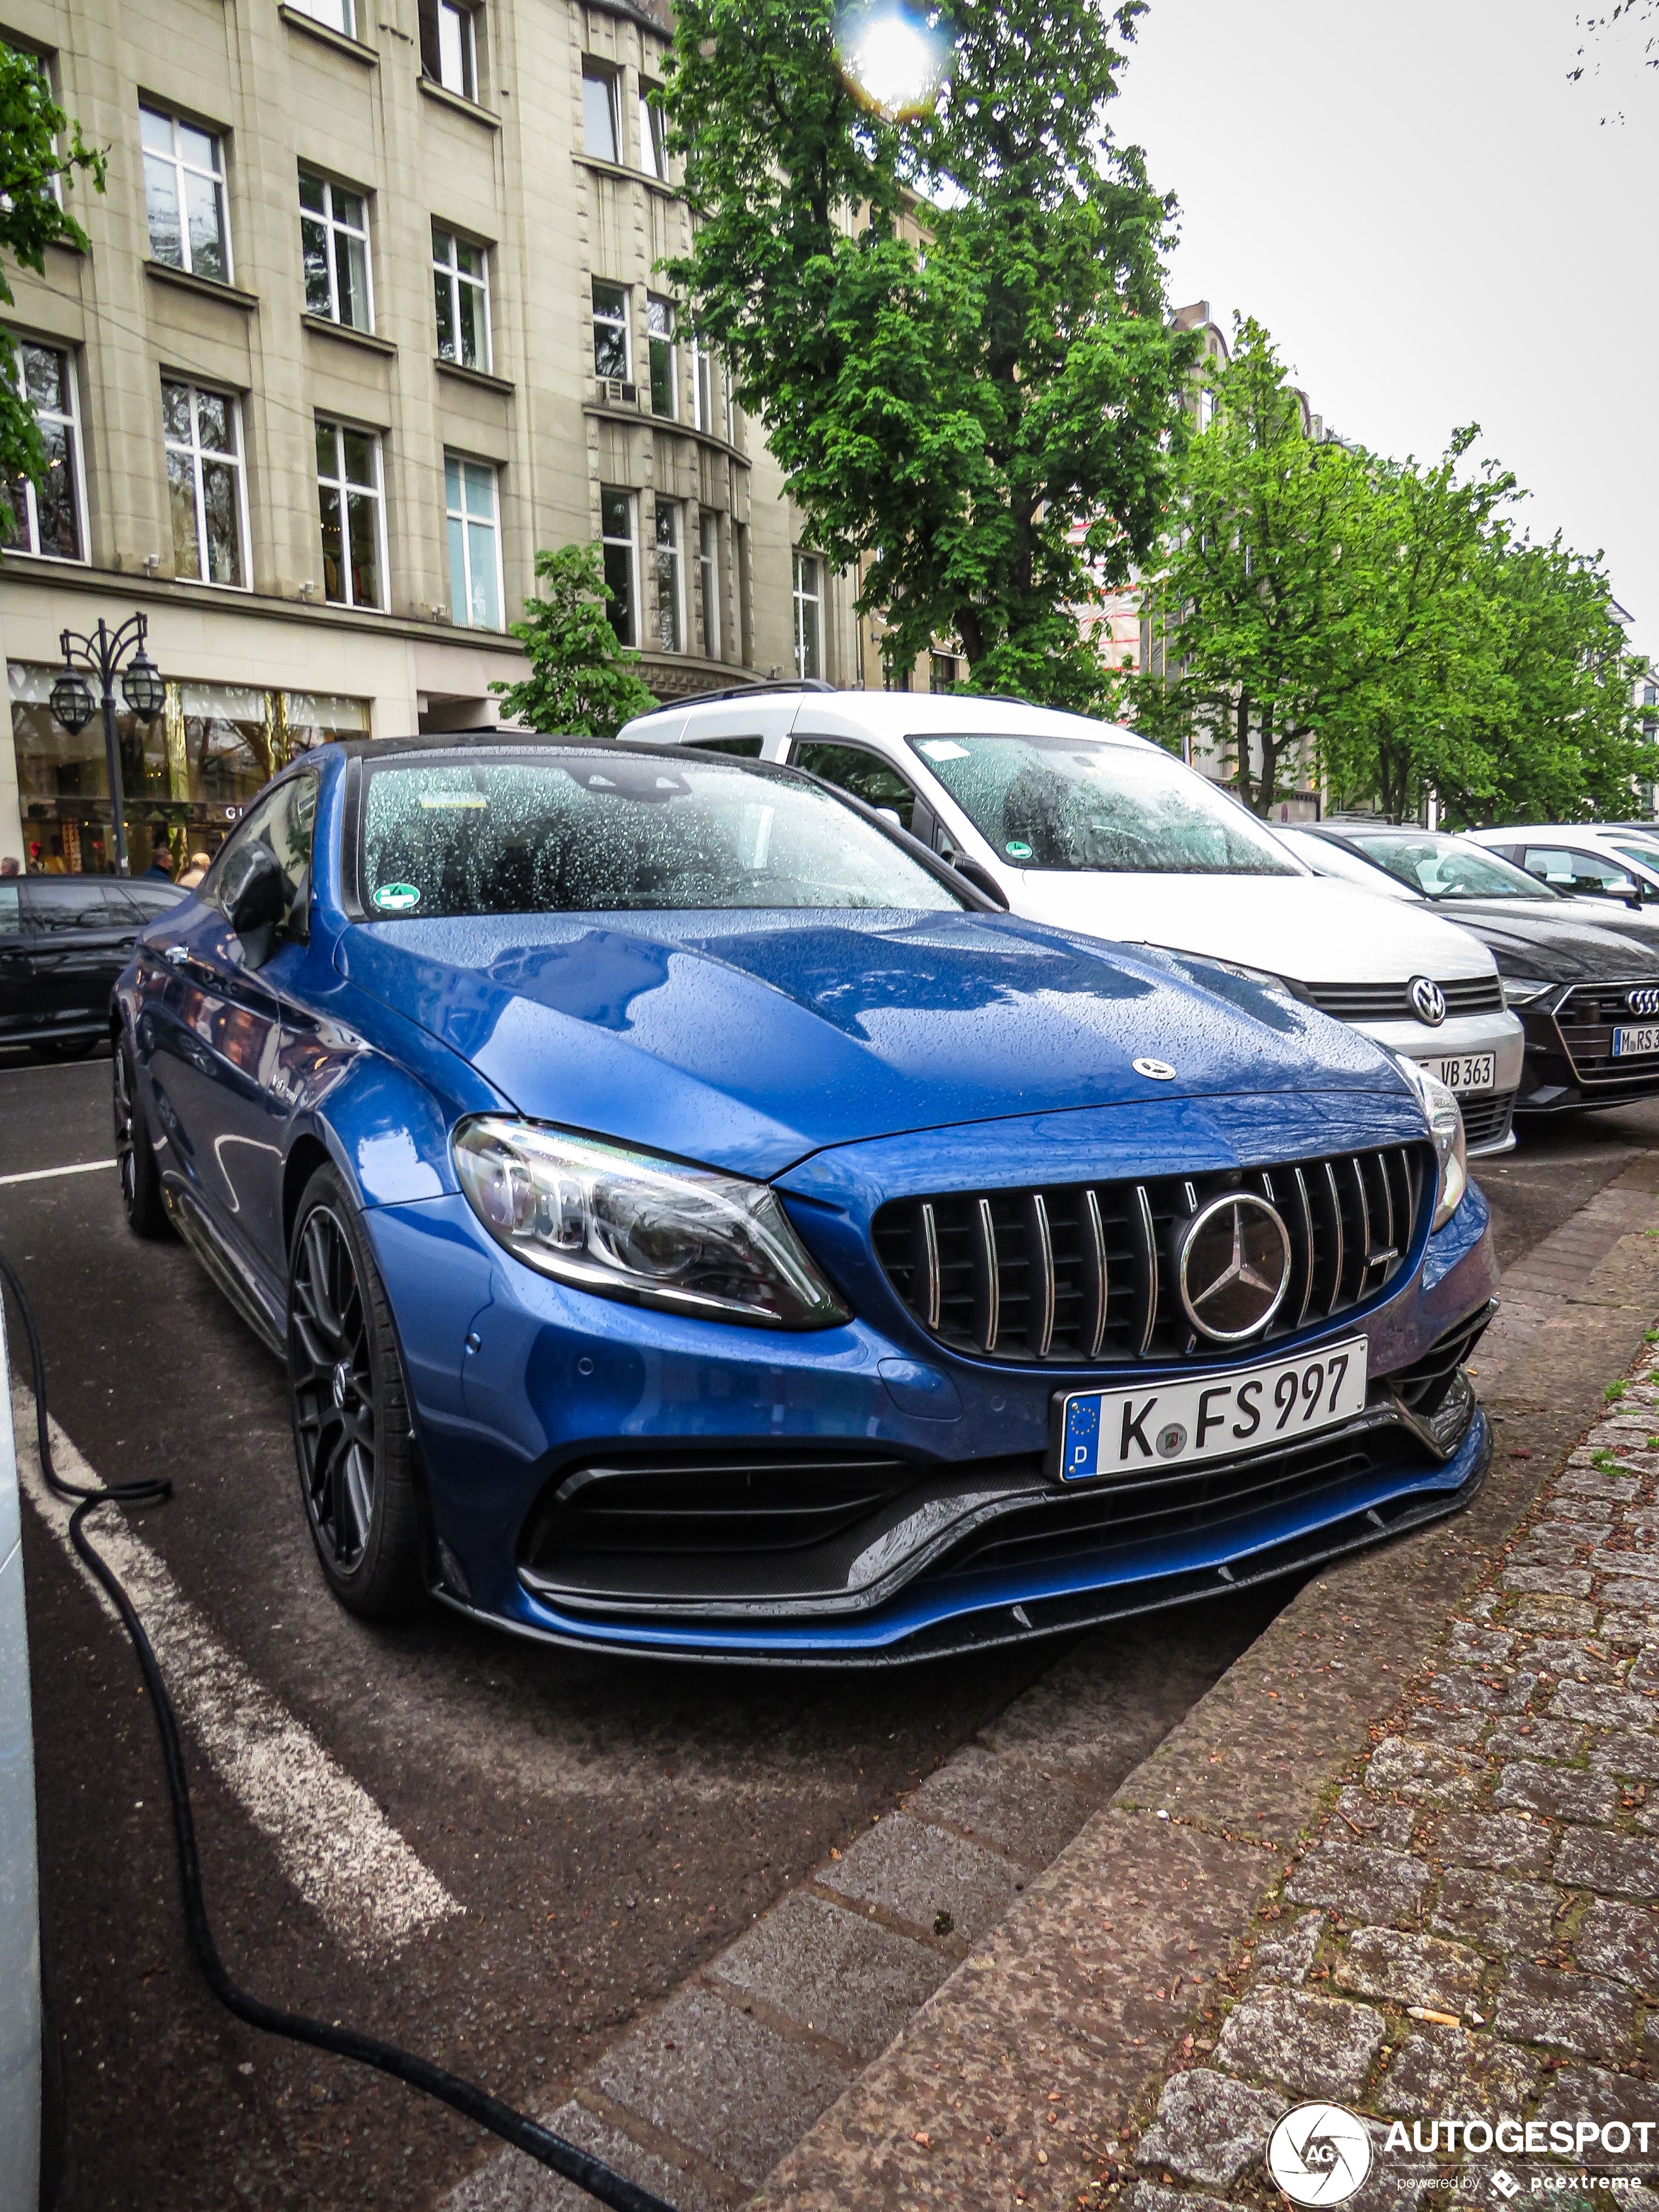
1627;986;1659;1017
1408;976;1447;1027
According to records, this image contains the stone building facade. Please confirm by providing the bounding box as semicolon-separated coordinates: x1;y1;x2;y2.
0;0;858;873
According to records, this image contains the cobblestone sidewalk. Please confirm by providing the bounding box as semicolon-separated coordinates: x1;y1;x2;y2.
1129;1346;1659;2212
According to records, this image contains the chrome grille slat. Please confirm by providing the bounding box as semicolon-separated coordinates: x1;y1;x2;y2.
1307;976;1505;1021
871;1142;1435;1368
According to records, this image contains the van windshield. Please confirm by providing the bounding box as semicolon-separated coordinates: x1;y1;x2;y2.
908;733;1298;876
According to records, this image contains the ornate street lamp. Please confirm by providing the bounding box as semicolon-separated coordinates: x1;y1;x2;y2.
48;612;166;875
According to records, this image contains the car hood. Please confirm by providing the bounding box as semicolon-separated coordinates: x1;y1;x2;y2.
997;871;1496;984
1417;902;1659;980
336;908;1402;1179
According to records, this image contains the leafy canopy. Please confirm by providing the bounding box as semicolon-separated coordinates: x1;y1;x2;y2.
491;543;660;739
1112;317;1647;823
661;0;1195;709
0;44;104;530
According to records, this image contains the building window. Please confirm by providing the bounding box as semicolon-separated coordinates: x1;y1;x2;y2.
287;0;356;36
724;366;736;447
792;551;822;681
445;455;502;630
162;379;246;586
692;342;714;434
582;61;620;162
592;280;630;381
432;225;489;371
600;488;637;648
699;511;720;659
735;520;751;665
929;650;961;694
654;500;683;652
647;295;676;419
419;0;476;100
3;342;84;560
141;106;230;283
314;417;385;610
639;82;668;179
300;171;372;331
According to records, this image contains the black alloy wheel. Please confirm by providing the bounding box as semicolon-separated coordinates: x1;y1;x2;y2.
287;1163;425;1618
112;1038;170;1238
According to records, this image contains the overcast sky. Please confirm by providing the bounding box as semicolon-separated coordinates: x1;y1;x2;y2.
1108;0;1655;645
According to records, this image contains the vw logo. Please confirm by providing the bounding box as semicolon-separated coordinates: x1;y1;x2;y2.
1627;986;1659;1017
1178;1192;1293;1343
1407;976;1447;1027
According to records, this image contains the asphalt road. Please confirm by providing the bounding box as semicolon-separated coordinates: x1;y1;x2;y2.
5;1046;1655;2211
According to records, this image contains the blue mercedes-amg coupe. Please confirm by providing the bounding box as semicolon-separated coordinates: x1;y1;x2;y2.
112;734;1498;1661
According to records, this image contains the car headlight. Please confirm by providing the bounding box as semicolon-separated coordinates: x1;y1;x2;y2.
1391;1057;1468;1231
1501;977;1554;1009
453;1118;850;1329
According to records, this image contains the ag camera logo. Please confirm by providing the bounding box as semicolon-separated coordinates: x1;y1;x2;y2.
1266;2102;1374;2206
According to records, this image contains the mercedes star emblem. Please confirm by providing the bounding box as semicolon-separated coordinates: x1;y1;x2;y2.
1133;1057;1177;1081
1178;1192;1293;1343
1407;976;1447;1027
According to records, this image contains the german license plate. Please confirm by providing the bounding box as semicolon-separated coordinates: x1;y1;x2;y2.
1613;1025;1659;1058
1053;1338;1369;1484
1424;1052;1496;1095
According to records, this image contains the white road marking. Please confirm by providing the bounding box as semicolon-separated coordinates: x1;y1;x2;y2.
0;1159;116;1188
12;1386;462;1961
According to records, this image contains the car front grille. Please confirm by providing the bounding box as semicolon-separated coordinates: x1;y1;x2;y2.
871;1144;1432;1368
1553;983;1659;1086
1459;1091;1516;1151
1306;976;1504;1022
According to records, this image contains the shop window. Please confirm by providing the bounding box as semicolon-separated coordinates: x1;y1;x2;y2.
315;417;385;610
162;377;246;586
300;170;372;330
600;487;637;648
432;225;490;371
2;341;84;560
445;454;502;630
140;104;230;282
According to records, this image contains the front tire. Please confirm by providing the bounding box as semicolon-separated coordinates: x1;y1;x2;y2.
287;1164;425;1619
113;1039;170;1238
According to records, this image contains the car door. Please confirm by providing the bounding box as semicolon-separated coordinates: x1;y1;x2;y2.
142;773;317;1277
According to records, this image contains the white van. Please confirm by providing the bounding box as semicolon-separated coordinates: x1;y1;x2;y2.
618;686;1524;1155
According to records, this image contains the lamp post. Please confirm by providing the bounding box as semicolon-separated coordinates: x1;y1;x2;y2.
48;612;168;876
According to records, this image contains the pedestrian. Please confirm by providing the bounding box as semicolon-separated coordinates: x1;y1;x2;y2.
0;854;18;876
144;841;175;882
177;849;211;890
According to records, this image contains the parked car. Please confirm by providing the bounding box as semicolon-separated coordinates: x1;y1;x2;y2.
1;874;187;1058
616;688;1525;1157
1279;825;1659;1119
1466;822;1659;908
113;733;1498;1662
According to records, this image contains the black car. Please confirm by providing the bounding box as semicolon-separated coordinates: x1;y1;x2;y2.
0;874;187;1058
1282;826;1659;1118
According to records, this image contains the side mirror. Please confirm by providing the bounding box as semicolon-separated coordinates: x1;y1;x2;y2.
951;856;1010;910
1607;875;1642;907
875;806;903;829
219;839;285;964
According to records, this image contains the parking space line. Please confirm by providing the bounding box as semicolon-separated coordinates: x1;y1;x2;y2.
11;1386;462;1962
0;1160;116;1189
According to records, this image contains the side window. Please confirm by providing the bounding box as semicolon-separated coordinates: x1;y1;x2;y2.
20;880;129;931
685;735;763;759
791;740;919;832
208;774;318;931
1522;846;1630;896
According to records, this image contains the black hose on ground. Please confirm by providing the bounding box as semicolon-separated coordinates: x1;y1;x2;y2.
0;1246;679;2212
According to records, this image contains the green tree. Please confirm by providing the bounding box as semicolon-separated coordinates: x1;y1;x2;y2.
0;45;103;533
660;0;1196;710
490;543;659;737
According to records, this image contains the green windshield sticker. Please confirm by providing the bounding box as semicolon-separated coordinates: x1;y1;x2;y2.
373;882;421;912
1005;840;1033;859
